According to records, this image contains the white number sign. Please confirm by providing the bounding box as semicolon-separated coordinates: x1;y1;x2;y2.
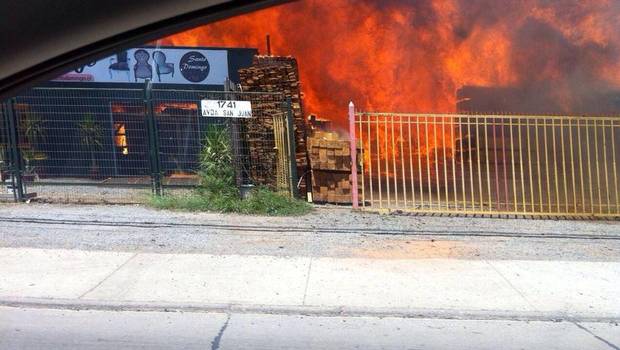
200;100;252;118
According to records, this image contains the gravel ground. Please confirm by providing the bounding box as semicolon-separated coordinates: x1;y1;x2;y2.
14;183;194;204
0;203;619;261
20;184;151;204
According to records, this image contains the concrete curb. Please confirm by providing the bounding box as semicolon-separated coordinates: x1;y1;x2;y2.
1;297;619;323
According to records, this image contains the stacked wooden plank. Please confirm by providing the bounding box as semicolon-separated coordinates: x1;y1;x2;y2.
238;56;308;194
308;131;352;171
247;106;280;188
307;130;361;203
313;172;355;203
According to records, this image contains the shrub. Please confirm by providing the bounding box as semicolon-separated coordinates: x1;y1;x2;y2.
149;125;312;216
199;125;237;196
239;187;312;216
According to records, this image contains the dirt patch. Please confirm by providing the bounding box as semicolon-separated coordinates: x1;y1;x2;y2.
344;239;478;259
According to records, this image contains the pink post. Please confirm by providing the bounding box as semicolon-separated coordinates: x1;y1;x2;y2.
349;101;359;209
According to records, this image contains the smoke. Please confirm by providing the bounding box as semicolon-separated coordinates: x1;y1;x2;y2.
163;0;620;121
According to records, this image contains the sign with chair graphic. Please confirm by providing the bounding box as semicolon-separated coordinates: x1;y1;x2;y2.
55;46;229;85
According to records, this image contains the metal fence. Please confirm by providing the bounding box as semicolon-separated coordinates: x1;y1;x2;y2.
150;88;296;196
0;103;24;201
353;112;620;218
0;84;296;203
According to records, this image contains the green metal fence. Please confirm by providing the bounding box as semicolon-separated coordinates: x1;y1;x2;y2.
0;83;296;203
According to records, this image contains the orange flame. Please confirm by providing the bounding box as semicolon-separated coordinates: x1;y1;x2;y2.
161;0;620;177
161;0;620;123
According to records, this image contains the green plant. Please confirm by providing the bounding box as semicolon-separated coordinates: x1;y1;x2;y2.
19;111;45;147
78;113;105;174
238;187;312;216
18;111;47;178
148;125;312;216
148;186;311;216
199;125;237;196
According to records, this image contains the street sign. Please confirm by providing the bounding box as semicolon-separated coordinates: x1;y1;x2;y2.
201;100;252;118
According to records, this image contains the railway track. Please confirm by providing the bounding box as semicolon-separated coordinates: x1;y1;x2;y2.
0;216;618;241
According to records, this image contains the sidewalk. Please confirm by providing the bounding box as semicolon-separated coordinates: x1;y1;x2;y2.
1;247;619;320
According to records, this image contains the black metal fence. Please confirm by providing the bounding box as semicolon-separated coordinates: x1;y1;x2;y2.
0;84;294;203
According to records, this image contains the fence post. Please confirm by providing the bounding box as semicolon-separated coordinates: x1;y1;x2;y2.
5;99;25;202
349;101;359;209
285;98;299;198
144;80;162;195
224;79;244;188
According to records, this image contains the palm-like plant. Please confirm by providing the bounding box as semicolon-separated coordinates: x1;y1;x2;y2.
19;111;47;177
199;125;236;194
19;111;45;147
78;113;104;176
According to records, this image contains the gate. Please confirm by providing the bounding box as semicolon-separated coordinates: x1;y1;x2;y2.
351;108;620;218
0;85;296;203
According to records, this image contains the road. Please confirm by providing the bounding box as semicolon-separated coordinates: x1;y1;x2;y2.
1;307;619;350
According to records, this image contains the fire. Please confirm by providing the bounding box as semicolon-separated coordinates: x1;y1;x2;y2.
360;115;456;178
161;0;620;177
155;102;197;114
161;0;620;122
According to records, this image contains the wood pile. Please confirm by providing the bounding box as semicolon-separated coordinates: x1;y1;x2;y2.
308;131;352;171
238;56;308;194
246;112;280;188
308;129;361;204
312;172;356;203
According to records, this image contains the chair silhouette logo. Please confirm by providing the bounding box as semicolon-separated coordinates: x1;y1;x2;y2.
179;51;210;83
133;49;152;82
108;51;130;81
153;51;174;82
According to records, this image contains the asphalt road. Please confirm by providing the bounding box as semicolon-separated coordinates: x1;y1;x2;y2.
1;307;619;350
